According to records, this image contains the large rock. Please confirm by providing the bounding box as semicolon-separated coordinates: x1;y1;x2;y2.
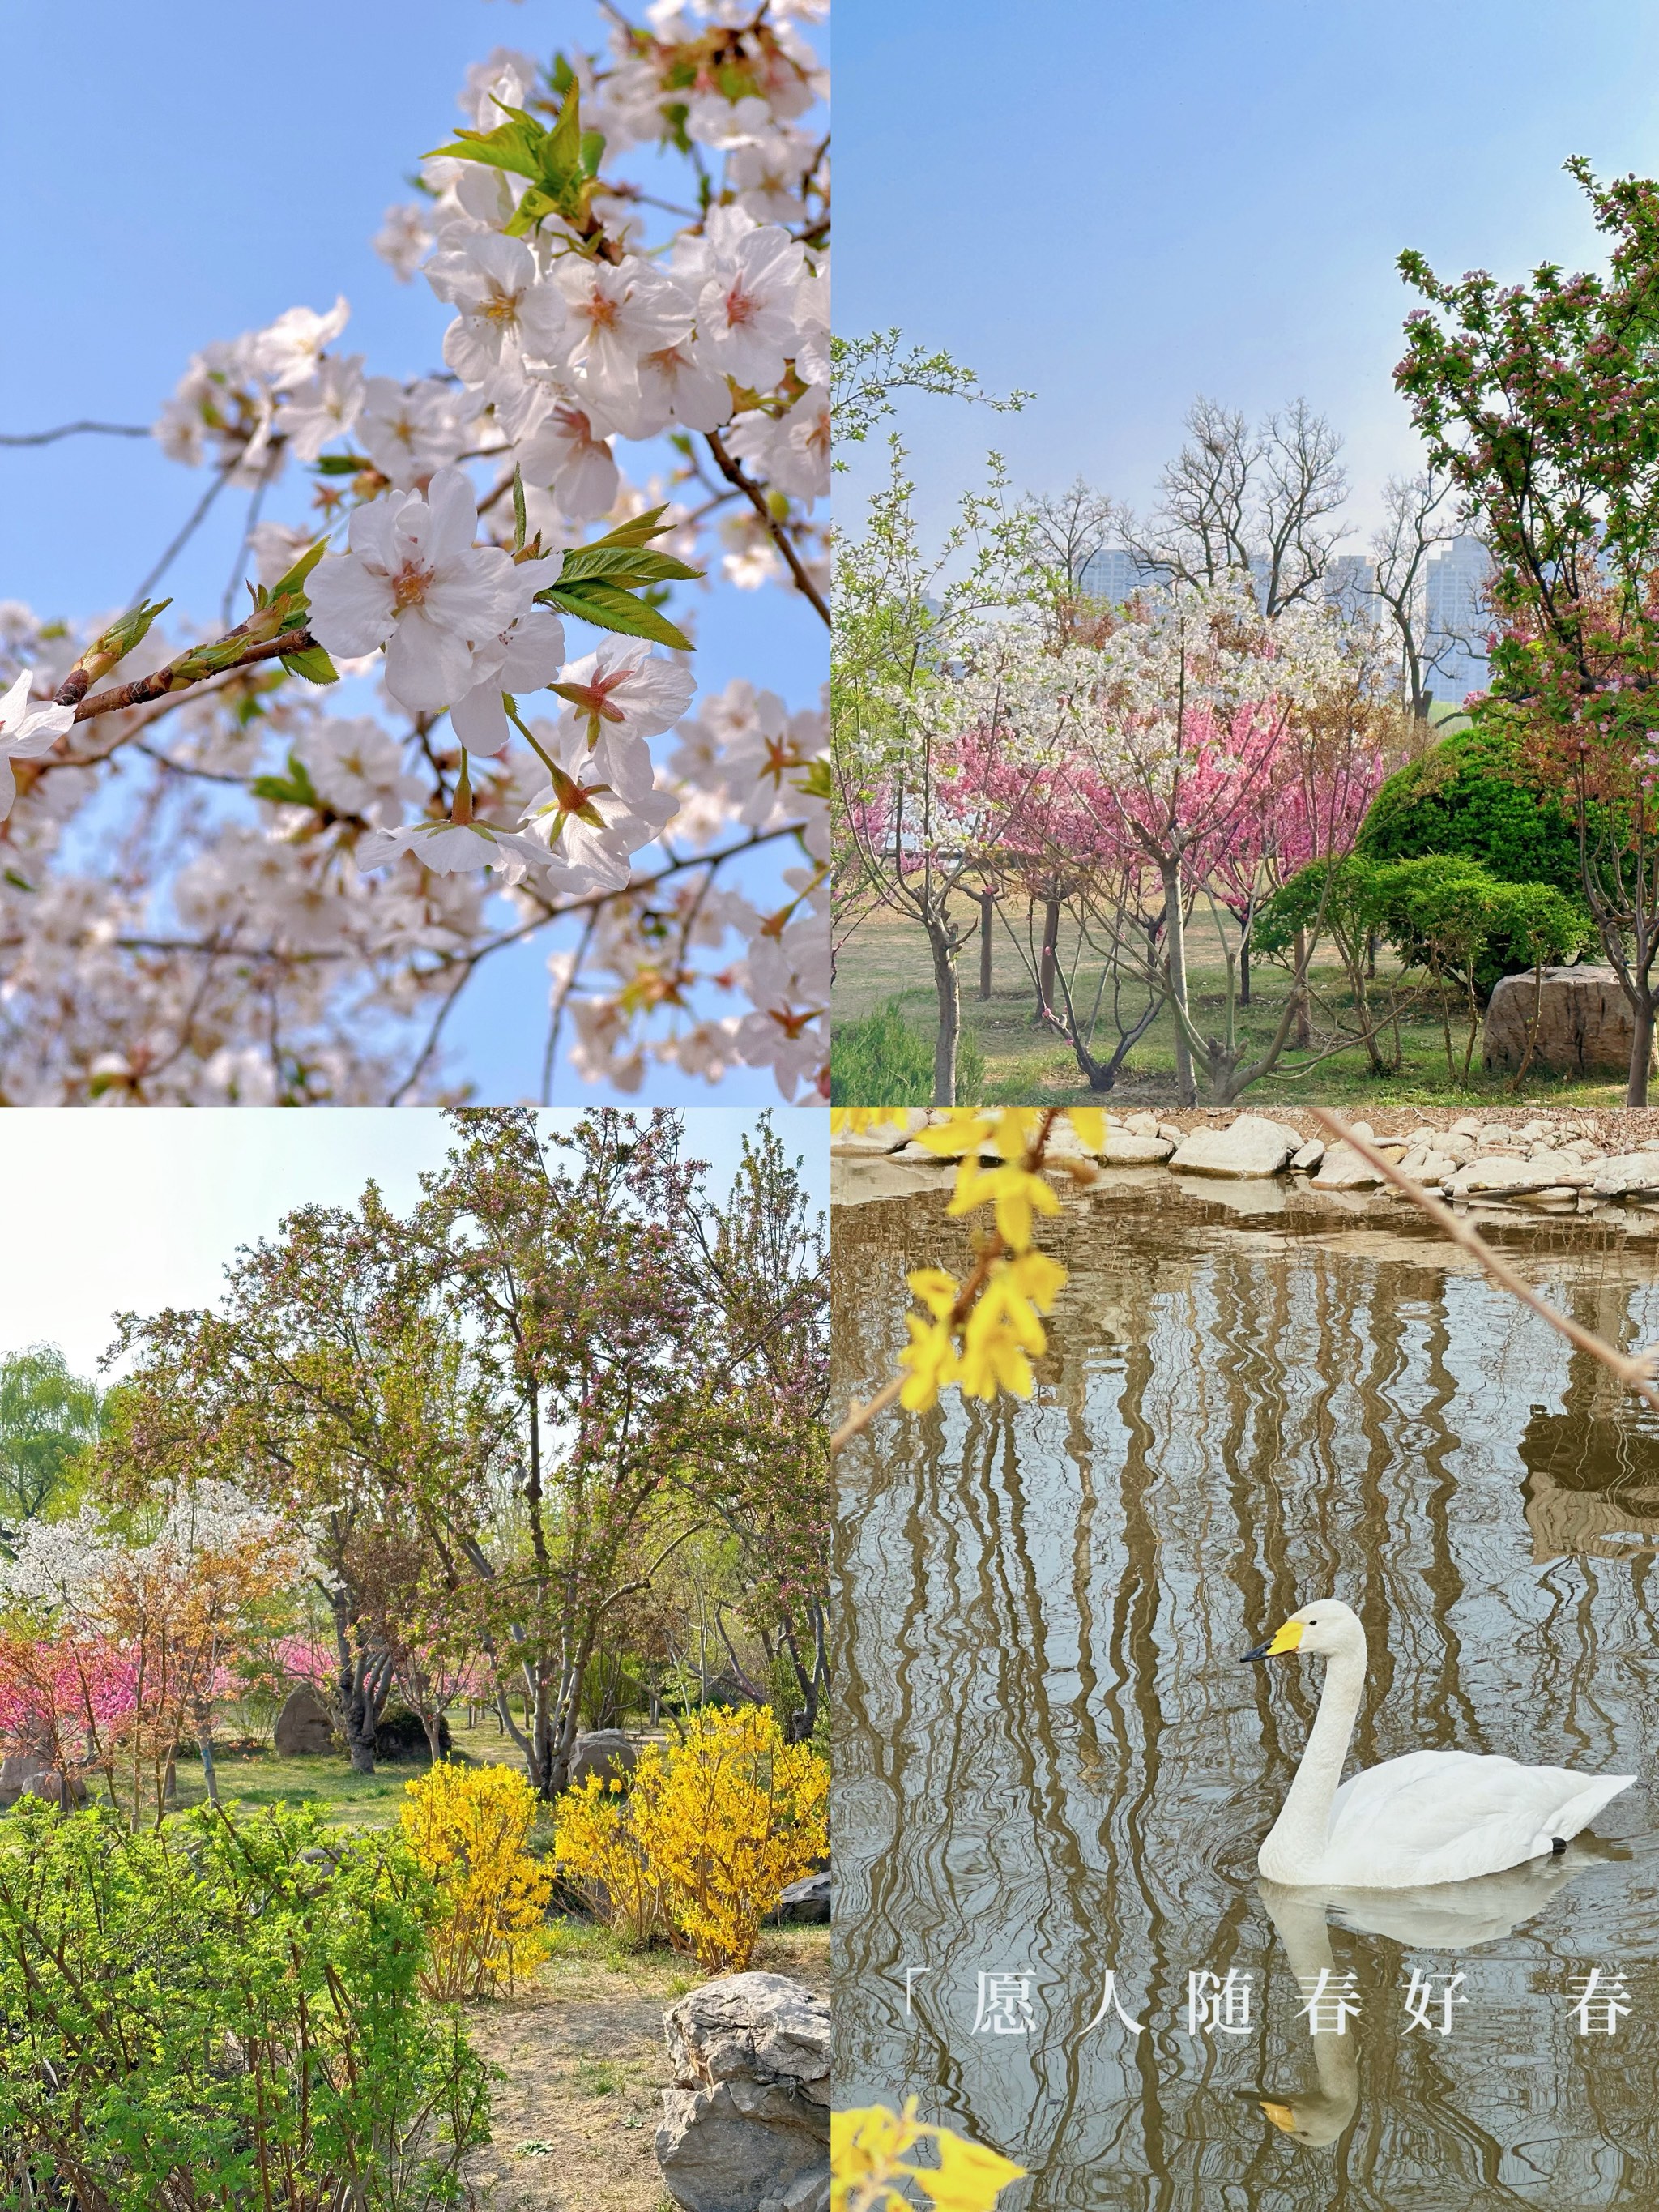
273;1684;334;1756
1098;1130;1174;1165
0;1746;86;1812
1592;1154;1659;1198
768;1872;832;1926
1482;967;1656;1077
1167;1116;1302;1179
1311;1141;1385;1190
568;1728;639;1791
656;1973;830;2212
1445;1152;1597;1199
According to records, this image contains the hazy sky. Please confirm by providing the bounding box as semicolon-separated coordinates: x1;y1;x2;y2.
0;0;823;1103
839;0;1659;539
0;1108;826;1377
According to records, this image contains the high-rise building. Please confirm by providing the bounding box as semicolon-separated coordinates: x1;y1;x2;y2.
1076;547;1168;602
1422;535;1493;706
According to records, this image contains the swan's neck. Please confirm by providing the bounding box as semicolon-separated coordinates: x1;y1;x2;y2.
1262;1643;1366;1879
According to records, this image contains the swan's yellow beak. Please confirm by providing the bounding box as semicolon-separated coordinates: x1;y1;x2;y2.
1239;1619;1304;1663
1260;2099;1299;2133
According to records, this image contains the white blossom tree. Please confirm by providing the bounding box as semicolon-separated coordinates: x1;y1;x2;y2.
0;2;828;1104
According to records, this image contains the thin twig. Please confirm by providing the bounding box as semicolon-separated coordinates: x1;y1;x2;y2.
0;421;151;446
129;463;237;604
1310;1108;1659;1416
703;430;830;625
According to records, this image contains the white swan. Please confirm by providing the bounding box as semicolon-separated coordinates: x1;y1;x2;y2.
1240;1598;1636;1889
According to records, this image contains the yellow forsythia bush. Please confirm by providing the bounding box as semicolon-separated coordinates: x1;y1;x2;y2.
553;1705;829;1974
832;2102;1026;2211
400;1760;556;1999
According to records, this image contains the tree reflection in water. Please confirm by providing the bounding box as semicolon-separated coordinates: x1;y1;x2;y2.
833;1169;1659;2211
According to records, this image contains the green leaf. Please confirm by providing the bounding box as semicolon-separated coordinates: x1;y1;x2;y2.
580;129;607;179
279;643;339;685
267;540;329;600
424;113;546;184
512;465;528;554
251;753;324;809
315;453;373;476
556;544;702;586
539;79;583;192
582;503;675;550
536;579;694;651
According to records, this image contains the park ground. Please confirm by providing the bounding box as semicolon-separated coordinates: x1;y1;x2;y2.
129;1721;831;2212
834;904;1638;1110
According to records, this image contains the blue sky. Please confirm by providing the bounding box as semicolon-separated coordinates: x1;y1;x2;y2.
0;1107;825;1375
0;0;823;1105
838;0;1659;537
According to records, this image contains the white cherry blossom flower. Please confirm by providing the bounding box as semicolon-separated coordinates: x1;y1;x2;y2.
518;718;678;892
726;383;828;501
517;395;620;519
294;717;426;824
373;203;433;282
0;670;75;822
430;233;572;382
697;212;804;391
357;376;467;489
551;636;696;745
356;818;550;877
552;255;693;404
306;468;518;712
449;559;569;752
273;354;365;463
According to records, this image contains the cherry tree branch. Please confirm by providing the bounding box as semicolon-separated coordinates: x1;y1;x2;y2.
69;630;313;723
0;421;151;446
703;430;829;625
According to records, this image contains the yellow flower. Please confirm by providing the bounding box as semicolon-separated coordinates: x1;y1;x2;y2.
947;1163;1060;1253
830;1108;912;1134
1004;1247;1067;1314
906;1266;962;1320
1066;1107;1106;1152
983;1108;1047;1162
898;1315;959;1410
831;2102;1026;2212
911;1112;993;1159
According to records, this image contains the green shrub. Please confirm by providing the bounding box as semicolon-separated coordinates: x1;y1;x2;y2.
830;997;984;1105
1260;852;1589;997
0;1799;490;2210
1358;712;1589;900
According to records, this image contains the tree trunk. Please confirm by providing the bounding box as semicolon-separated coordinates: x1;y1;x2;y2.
1035;898;1060;1023
979;889;996;1001
1239;925;1251;1009
1631;997;1655;1108
1293;928;1311;1049
1161;861;1196;1107
193;1697;220;1805
928;920;962;1107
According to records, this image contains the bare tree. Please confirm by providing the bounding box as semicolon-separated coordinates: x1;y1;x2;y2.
1026;476;1120;591
1369;472;1488;719
1126;395;1350;613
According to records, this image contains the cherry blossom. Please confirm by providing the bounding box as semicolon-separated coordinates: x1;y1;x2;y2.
306;468;518;712
0;0;830;1104
0;671;74;822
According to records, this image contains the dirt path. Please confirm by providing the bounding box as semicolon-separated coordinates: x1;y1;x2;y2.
461;1926;830;2212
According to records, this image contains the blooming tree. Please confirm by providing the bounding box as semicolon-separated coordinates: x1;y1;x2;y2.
0;2;828;1103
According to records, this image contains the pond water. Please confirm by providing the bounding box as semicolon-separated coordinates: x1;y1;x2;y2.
833;1165;1659;2211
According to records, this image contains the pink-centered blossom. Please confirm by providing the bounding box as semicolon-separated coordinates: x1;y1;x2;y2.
307;468;518;713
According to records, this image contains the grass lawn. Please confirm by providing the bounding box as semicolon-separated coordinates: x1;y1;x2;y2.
148;1715;531;1833
834;903;1636;1109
